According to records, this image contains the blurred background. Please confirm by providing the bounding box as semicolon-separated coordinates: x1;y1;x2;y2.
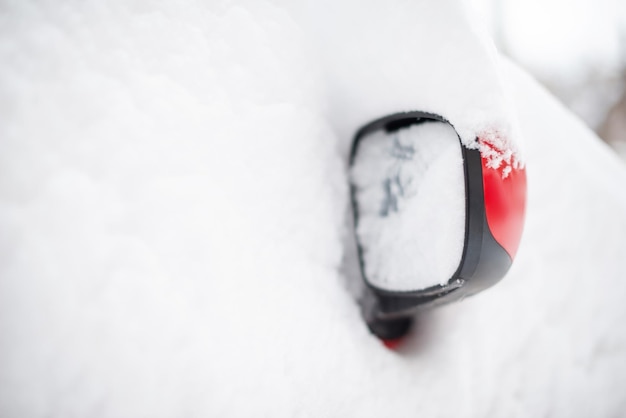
471;0;626;160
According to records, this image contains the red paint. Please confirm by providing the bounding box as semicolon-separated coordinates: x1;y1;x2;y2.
480;145;527;260
382;338;403;350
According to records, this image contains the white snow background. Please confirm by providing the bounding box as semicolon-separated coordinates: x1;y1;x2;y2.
1;0;626;417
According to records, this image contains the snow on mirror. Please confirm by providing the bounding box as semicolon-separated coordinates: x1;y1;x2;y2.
351;120;466;292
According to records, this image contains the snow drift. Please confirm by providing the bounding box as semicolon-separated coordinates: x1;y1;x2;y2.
1;1;626;417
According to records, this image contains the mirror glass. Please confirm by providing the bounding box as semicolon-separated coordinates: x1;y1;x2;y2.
351;119;466;292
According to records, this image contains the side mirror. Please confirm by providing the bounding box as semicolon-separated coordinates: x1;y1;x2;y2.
349;112;527;343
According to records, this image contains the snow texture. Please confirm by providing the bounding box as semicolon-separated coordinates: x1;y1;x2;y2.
351;122;466;291
284;0;525;175
1;1;626;417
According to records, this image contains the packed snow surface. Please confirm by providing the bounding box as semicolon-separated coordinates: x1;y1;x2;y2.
351;122;465;291
282;0;524;167
1;1;626;417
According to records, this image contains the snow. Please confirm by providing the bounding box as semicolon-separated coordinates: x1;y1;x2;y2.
280;0;525;165
1;1;626;417
469;0;626;132
351;121;466;291
493;0;623;81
